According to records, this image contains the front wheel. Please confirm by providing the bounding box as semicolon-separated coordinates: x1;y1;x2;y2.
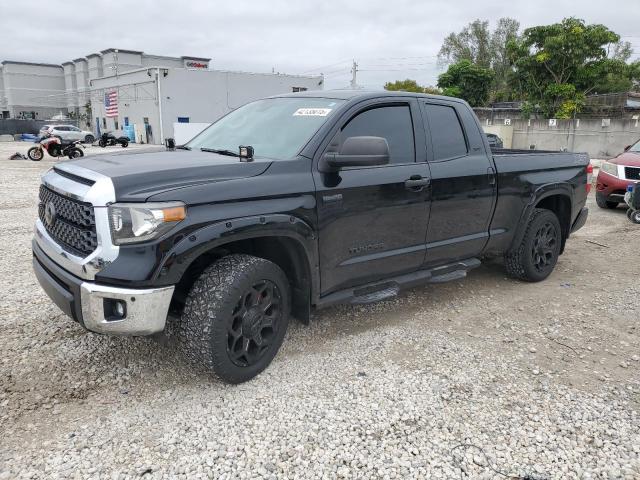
84;134;95;143
505;208;562;282
28;147;43;161
98;139;106;147
121;140;128;148
596;192;618;209
179;254;290;384
629;209;640;224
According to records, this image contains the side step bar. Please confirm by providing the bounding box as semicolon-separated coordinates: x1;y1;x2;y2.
316;258;481;309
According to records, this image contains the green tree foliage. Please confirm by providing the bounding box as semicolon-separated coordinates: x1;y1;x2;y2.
437;60;494;106
438;18;520;100
384;79;441;94
508;17;640;118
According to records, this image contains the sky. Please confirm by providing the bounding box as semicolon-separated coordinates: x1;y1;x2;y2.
1;0;639;90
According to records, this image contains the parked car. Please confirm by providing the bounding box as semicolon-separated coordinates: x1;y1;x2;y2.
596;139;640;209
32;91;590;384
38;124;95;144
486;133;504;149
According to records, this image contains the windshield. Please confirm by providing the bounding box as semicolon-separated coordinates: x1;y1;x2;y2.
186;97;344;159
630;140;640;152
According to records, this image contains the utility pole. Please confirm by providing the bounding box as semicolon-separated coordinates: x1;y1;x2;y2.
350;60;358;89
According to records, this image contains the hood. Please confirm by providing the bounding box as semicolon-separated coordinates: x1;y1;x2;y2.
610;150;640;167
65;149;272;201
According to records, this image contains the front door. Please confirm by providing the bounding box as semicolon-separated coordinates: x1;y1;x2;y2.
420;100;496;266
314;100;431;295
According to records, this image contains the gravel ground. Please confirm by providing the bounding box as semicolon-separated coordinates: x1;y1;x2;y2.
0;157;639;479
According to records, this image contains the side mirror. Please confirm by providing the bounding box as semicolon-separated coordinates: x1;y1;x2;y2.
624;145;632;152
165;138;176;151
321;136;390;171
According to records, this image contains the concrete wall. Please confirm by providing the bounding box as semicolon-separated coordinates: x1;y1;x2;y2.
504;118;640;159
1;62;66;119
74;59;90;108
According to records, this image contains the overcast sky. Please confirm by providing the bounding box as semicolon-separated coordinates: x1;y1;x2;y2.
1;0;638;90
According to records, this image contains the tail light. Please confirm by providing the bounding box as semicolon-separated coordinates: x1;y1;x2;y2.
586;163;593;193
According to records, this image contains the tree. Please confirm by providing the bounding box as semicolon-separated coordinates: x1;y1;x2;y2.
508;17;639;118
438;18;520;100
384;79;441;94
384;79;425;93
437;60;494;106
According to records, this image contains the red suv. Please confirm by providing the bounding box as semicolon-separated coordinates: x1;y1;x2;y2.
596;139;640;209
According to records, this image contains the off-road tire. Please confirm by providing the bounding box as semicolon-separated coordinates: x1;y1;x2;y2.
596;192;618;209
505;208;562;282
179;254;290;384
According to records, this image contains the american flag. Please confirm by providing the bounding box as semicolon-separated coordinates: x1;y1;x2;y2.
104;91;118;118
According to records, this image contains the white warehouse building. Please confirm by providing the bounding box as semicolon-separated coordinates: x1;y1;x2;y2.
0;48;323;143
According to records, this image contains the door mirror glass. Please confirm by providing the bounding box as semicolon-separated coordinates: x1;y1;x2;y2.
322;136;390;171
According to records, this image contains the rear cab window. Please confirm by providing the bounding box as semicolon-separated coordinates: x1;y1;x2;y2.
422;103;468;161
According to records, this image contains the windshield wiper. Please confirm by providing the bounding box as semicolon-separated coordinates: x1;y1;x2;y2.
200;147;241;157
176;145;191;150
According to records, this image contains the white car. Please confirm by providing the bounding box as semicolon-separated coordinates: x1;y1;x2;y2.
39;124;95;143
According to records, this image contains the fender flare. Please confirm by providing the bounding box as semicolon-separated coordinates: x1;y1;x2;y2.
154;213;319;299
508;183;573;252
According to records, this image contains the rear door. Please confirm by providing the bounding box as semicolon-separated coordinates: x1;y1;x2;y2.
420;100;496;266
314;98;431;294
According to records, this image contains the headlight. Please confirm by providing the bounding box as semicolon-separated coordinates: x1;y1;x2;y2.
600;162;619;177
108;202;186;245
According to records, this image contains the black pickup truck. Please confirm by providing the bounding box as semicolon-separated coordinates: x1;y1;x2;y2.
33;91;590;383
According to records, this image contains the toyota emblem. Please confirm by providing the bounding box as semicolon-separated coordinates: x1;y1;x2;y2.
44;202;57;226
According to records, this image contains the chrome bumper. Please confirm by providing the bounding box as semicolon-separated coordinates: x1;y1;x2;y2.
80;282;174;336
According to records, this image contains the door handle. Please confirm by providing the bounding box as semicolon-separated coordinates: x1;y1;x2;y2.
487;167;496;186
405;176;431;190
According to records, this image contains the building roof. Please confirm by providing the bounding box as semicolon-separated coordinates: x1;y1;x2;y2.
1;60;63;68
73;57;87;63
101;48;143;55
181;56;211;62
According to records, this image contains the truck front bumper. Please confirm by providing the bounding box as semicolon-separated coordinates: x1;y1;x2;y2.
33;240;174;336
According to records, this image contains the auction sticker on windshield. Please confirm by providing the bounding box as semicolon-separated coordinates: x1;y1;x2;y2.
293;108;332;116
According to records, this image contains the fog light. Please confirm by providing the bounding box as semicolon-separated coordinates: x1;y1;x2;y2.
104;299;127;321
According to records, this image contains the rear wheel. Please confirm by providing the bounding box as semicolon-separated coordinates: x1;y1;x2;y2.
84;134;95;143
121;140;128;148
28;147;43;161
505;208;562;282
98;139;106;147
630;209;640;224
179;254;290;384
596;192;618;209
68;148;83;159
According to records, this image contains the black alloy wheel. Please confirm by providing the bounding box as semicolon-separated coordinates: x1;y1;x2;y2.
531;221;558;273
227;280;282;367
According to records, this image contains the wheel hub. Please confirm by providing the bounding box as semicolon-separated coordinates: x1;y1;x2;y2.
242;307;264;338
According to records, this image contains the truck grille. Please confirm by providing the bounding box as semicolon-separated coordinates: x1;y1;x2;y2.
625;167;640;181
38;185;97;256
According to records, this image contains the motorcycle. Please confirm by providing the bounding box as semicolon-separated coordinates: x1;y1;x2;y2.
28;135;84;161
624;183;640;224
98;131;129;148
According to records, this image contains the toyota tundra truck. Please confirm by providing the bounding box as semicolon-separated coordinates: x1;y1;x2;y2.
32;91;590;383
